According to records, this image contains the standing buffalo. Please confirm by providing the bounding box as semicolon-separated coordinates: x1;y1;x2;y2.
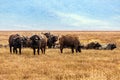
47;35;58;48
59;35;81;53
42;32;58;48
42;32;50;38
9;34;25;54
30;34;47;55
39;35;47;54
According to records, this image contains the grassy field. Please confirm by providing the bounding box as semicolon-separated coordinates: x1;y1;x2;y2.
0;31;120;80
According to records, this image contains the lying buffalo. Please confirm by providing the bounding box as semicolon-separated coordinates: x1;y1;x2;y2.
99;43;116;50
9;34;25;54
42;32;58;48
59;35;81;53
85;42;101;49
30;34;47;55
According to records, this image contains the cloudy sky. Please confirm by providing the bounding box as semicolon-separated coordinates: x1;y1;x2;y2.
0;0;120;30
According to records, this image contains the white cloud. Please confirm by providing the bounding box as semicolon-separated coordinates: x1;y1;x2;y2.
13;24;31;28
55;11;108;25
54;11;119;30
0;24;34;30
112;15;120;21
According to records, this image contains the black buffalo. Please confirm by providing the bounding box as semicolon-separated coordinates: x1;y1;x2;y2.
39;35;47;54
59;35;81;53
42;32;50;38
85;42;101;49
30;34;47;55
21;36;29;48
100;43;116;50
47;35;58;48
9;34;25;54
42;32;58;48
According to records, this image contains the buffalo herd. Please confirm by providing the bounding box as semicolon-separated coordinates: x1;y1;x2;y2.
6;32;117;55
82;42;116;50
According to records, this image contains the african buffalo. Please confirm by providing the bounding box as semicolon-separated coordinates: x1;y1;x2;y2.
9;34;24;54
30;34;47;55
42;32;58;48
85;42;101;49
39;35;47;54
99;43;116;50
47;35;58;48
21;36;29;48
59;35;81;53
42;32;50;38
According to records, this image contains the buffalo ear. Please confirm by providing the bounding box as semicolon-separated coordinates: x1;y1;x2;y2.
30;36;35;40
30;36;33;40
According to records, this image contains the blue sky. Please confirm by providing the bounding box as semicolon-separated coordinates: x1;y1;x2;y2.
0;0;120;30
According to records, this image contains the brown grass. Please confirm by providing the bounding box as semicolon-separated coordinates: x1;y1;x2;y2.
0;31;120;80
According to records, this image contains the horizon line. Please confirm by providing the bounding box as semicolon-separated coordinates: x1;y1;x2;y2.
0;30;120;32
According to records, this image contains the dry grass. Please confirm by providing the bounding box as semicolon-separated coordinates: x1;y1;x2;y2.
0;31;120;80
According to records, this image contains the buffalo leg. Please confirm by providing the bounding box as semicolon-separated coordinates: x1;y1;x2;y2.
75;46;81;53
41;48;43;54
37;48;39;55
48;42;52;48
76;49;78;53
48;45;52;48
75;47;78;53
78;46;81;53
16;48;18;54
53;44;55;48
78;48;81;52
14;47;17;54
33;48;36;55
13;47;15;53
13;47;17;54
71;47;74;53
10;46;12;53
19;47;21;55
60;46;63;53
43;47;46;54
